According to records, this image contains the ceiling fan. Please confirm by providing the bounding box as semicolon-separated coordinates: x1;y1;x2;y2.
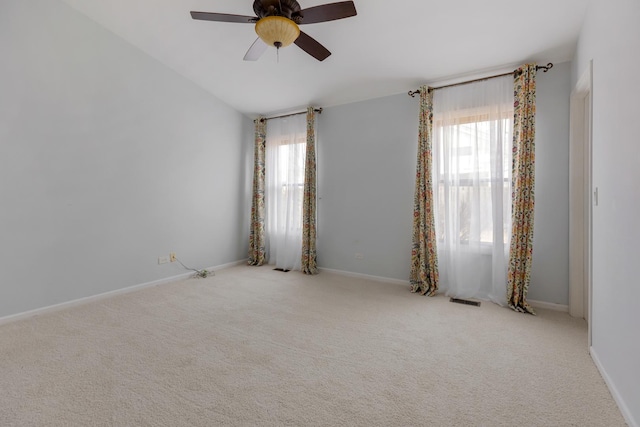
190;0;357;62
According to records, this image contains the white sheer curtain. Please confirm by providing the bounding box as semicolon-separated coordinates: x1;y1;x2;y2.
265;114;307;271
432;76;513;305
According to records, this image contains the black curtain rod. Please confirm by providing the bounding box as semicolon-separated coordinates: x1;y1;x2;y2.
260;108;323;122
407;63;554;98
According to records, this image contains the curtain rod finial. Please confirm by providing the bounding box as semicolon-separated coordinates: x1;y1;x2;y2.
537;62;554;73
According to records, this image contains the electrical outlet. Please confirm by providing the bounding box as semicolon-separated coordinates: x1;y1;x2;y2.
158;256;170;265
355;253;364;260
170;252;177;262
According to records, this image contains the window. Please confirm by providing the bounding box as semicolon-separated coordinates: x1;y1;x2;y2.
264;115;307;271
431;75;513;302
434;112;512;246
270;138;306;228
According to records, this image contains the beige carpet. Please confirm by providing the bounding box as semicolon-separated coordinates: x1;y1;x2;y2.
0;265;625;426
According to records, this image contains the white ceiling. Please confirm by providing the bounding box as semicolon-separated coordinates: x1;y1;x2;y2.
60;0;589;117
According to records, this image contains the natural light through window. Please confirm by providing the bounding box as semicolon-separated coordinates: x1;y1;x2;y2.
434;112;512;246
273;139;306;223
265;114;308;271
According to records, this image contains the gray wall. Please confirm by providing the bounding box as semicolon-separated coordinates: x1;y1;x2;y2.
573;0;640;423
317;64;572;305
0;0;253;318
529;61;571;305
317;94;417;280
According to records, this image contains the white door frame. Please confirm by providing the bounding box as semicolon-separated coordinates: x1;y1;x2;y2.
569;61;593;346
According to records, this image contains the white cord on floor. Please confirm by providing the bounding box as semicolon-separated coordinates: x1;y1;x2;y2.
175;257;215;278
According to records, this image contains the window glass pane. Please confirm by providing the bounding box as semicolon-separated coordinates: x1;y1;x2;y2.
435;115;511;245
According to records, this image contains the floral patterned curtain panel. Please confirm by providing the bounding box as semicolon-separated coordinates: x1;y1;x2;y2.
248;117;267;266
507;64;537;314
410;86;440;296
301;107;318;275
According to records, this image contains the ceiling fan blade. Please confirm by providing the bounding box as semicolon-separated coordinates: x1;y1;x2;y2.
243;38;268;61
190;11;256;24
294;31;331;61
299;1;357;25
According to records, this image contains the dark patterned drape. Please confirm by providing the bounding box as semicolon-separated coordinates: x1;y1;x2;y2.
507;64;537;314
248;117;266;266
301;107;318;275
410;86;439;296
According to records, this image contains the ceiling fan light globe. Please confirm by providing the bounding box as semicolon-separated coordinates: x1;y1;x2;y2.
255;16;300;48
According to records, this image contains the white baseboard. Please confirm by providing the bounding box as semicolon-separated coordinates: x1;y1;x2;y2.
316;272;568;312
528;299;569;312
590;347;638;427
319;267;409;286
213;259;248;270
0;259;248;326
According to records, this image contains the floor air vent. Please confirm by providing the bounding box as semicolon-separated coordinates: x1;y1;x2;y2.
273;268;290;272
449;297;481;307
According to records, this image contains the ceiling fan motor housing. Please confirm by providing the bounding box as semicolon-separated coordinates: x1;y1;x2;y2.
253;0;303;24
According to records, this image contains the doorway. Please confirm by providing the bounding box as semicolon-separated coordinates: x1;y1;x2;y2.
569;61;593;347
